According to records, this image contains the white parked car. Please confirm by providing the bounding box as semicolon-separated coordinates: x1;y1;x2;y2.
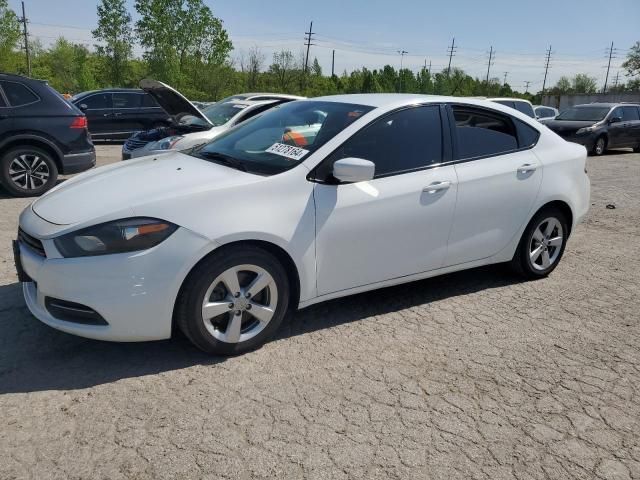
488;97;536;118
15;94;590;355
122;81;303;159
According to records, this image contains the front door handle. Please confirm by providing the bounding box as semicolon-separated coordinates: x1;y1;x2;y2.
114;112;122;117
423;181;452;194
518;164;537;174
103;113;113;117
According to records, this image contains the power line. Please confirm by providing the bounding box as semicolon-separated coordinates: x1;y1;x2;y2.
331;49;335;77
503;71;508;86
613;71;621;89
541;45;552;96
524;80;531;93
446;37;456;75
18;1;31;76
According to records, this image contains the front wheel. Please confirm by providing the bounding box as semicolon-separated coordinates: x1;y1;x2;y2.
1;147;58;197
511;207;569;279
591;135;607;156
175;246;290;355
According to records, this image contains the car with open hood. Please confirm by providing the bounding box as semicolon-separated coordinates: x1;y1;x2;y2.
122;81;303;159
15;94;590;355
544;103;640;156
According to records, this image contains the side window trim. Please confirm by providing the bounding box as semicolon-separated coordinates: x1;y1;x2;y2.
309;103;449;183
446;103;540;164
0;84;8;108
0;80;40;108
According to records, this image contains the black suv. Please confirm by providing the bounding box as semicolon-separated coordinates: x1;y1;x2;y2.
544;103;640;156
0;73;95;197
71;88;170;140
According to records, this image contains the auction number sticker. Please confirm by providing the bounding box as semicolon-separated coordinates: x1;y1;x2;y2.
266;142;310;161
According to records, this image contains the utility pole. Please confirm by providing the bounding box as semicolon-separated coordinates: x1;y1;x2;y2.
541;45;552;97
485;46;494;93
613;71;621;90
524;80;532;93
303;21;315;75
503;71;508;86
603;41;614;94
19;1;31;76
331;49;335;77
446;37;456;76
397;50;408;92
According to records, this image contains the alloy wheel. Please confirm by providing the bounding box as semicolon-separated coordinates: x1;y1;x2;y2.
201;264;278;344
595;137;605;155
529;217;564;271
9;153;50;191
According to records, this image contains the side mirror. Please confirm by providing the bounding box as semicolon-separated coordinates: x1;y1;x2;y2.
610;116;622;124
79;103;88;111
332;157;375;183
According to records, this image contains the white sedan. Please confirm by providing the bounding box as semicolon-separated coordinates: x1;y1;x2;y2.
15;95;590;355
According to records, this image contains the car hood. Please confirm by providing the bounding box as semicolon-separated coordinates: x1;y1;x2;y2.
544;120;597;131
32;152;255;226
140;78;213;127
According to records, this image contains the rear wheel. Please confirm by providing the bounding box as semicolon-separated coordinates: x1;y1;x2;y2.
1;146;58;197
633;145;640;153
592;135;607;156
511;207;569;279
176;246;290;355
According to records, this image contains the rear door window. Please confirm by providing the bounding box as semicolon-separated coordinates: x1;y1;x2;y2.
452;106;518;159
141;94;160;107
0;81;39;107
113;92;142;109
514;101;536;118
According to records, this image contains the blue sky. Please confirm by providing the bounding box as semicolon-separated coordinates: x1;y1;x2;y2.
8;0;640;91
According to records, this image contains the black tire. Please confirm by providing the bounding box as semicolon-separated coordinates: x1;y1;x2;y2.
591;135;607;156
633;146;640;153
510;207;569;279
175;246;290;355
0;146;59;197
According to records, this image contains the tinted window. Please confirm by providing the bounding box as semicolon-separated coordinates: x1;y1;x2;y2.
452;106;518;159
81;93;111;109
234;102;280;124
0;81;39;106
557;106;610;121
326;105;443;178
494;100;516;109
142;94;159;107
113;93;141;108
514;101;535;118
536;107;554;118
515;120;540;148
622;106;640;121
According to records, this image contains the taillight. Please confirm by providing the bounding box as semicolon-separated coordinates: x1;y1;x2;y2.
70;116;87;129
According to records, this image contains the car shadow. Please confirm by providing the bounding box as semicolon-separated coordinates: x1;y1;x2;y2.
0;265;523;394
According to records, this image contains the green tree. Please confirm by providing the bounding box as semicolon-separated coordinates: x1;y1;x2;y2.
92;0;134;86
622;41;640;78
45;38;97;93
553;76;572;94
571;73;597;93
0;0;21;71
268;50;296;93
134;0;232;89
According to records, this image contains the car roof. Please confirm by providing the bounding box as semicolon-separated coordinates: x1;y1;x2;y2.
309;93;528;109
485;97;533;104
73;88;144;97
239;92;305;100
579;102;639;108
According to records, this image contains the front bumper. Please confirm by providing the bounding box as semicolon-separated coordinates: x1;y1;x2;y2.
18;227;214;342
62;149;96;174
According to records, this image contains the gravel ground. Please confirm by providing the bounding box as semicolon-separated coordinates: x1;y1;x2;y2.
1;146;639;480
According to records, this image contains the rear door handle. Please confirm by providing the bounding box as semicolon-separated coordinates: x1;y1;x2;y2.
114;112;122;117
518;164;537;174
423;181;452;194
103;113;113;117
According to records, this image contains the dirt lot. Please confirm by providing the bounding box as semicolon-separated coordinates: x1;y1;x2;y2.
1;146;639;480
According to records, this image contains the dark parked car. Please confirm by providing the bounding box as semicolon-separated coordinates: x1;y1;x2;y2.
544;103;640;156
71;88;170;140
0;73;95;196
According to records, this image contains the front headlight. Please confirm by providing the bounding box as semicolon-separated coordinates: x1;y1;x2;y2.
54;218;178;258
576;126;596;135
147;135;184;151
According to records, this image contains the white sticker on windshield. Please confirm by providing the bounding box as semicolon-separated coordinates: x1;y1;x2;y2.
266;142;310;161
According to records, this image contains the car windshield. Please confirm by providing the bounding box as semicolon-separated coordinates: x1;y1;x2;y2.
190;101;374;175
556;106;610;121
180;101;249;128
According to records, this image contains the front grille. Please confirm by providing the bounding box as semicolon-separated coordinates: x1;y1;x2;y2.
45;297;108;326
18;228;46;257
124;138;149;150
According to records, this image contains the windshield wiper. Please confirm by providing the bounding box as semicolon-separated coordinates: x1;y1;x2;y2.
197;151;248;172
